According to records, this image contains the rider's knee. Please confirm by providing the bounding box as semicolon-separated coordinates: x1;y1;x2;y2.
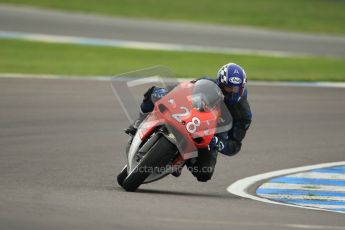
196;173;213;182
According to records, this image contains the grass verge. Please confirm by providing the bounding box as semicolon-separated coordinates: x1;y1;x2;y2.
1;0;345;35
1;39;344;82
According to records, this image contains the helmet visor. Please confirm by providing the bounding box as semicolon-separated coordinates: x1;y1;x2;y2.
223;86;240;94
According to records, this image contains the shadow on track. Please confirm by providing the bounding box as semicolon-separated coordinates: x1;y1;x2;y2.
111;186;239;199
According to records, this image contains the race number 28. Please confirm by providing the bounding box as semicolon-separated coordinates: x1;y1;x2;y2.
172;107;201;133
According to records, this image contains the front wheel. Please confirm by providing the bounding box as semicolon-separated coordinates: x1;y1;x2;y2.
117;165;128;187
122;135;177;192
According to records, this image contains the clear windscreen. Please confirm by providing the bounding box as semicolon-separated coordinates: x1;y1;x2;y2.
111;66;179;124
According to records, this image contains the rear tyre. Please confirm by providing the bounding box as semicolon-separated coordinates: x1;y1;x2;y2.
122;135;177;192
117;165;128;187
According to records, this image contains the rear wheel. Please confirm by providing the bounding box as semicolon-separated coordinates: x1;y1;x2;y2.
122;135;177;192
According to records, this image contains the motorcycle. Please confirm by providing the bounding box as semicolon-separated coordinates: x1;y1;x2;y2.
113;67;231;192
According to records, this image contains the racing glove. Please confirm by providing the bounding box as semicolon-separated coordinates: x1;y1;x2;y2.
151;87;168;102
141;86;168;113
209;136;225;152
209;133;242;156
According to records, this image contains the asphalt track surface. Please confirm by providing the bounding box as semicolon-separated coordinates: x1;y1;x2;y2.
1;5;345;57
1;77;345;230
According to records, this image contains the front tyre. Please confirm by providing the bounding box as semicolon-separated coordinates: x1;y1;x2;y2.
122;135;177;192
117;165;128;187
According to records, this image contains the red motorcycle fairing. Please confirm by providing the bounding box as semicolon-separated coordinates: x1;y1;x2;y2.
138;81;220;161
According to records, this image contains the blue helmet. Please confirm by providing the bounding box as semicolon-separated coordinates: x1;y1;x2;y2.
216;63;247;101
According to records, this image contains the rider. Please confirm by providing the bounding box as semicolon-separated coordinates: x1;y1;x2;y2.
125;63;252;182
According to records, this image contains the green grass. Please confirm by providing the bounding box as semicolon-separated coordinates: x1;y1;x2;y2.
1;39;345;82
1;0;345;35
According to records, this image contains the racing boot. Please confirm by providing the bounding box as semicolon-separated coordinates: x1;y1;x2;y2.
171;163;185;178
171;169;182;178
124;110;149;136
